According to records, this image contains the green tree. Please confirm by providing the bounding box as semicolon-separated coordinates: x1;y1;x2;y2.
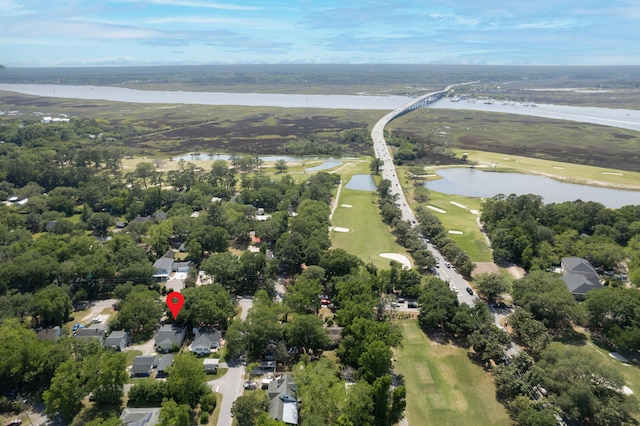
295;358;345;426
113;288;163;342
358;340;392;384
179;284;236;329
159;398;191;426
43;359;85;423
417;277;459;331
87;212;114;236
475;273;509;304
285;274;322;314
230;392;269;426
87;350;128;406
506;309;551;357
33;284;72;326
134;161;156;189
284;314;329;355
342;380;374;425
372;374;406;426
166;353;210;407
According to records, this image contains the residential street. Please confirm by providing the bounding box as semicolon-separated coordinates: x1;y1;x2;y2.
210;361;245;426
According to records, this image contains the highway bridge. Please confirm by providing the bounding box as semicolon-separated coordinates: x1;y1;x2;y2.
370;83;479;306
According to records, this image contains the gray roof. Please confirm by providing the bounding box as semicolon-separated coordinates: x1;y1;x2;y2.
104;330;129;347
131;356;158;374
561;274;603;296
75;328;106;341
120;407;161;426
562;257;598;274
192;330;221;348
269;373;298;425
153;257;173;272
36;326;61;341
155;324;185;347
156;354;174;373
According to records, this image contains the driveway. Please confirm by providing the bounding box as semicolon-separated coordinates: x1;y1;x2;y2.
79;298;118;324
125;337;156;356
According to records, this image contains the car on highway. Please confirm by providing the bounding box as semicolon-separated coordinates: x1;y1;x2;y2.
444;261;451;268
466;287;474;295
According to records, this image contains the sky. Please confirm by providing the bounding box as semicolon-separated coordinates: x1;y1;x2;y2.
1;0;639;67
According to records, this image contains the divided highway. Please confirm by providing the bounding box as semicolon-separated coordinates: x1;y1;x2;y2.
371;84;479;306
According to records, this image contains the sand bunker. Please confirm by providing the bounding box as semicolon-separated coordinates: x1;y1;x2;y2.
380;253;412;269
449;201;467;209
340;204;353;208
602;172;623;176
333;227;350;232
470;209;480;215
622;386;634;395
448;230;463;235
427;205;447;214
552;166;565;169
609;352;629;363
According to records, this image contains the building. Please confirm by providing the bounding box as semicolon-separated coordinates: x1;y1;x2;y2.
560;257;603;300
36;326;62;341
119;407;160;426
131;356;158;377
156;354;174;378
74;326;106;343
268;373;298;425
103;330;130;351
154;324;186;353
189;329;222;356
203;358;220;374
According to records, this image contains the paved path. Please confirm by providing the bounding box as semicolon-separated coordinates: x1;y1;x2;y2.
329;180;342;221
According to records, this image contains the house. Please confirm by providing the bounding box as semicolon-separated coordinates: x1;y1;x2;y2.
131;215;154;224
36;326;62;341
173;261;191;273
115;221;128;229
45;221;57;232
119;407;160;426
154;211;168;222
268;373;298;425
156;354;174;378
103;330;130;351
153;256;173;282
203;358;220;374
131;356;158;377
189;329;222;356
560;257;603;300
74;326;106;343
154;324;186;353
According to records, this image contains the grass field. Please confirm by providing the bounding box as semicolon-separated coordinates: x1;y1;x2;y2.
330;186;412;271
395;320;510;426
388;108;640;172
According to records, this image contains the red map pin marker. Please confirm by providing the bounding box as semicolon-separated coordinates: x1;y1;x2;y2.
166;291;185;320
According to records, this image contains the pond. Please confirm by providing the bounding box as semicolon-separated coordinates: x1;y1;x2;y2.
345;174;377;191
424;168;640;209
305;161;342;172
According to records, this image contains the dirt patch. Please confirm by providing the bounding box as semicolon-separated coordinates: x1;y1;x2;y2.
472;262;500;277
507;266;526;279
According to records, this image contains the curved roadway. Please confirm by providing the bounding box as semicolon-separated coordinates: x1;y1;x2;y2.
371;84;479;306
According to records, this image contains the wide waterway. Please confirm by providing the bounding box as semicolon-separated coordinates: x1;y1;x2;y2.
1;83;639;131
425;168;640;209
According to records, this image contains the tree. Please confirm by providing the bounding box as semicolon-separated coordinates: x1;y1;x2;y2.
166;353;209;407
413;187;430;203
372;374;406;426
179;284;236;329
584;287;640;350
87;350;128;406
358;340;392;384
342;380;374;425
274;159;288;174
43;359;85;423
475;273;509;304
417;277;459;331
231;392;269;425
159;398;191;426
285;314;329;355
506;309;551;357
134;162;156;189
467;324;510;367
295;358;345;426
33;284;72;326
285;274;322;314
112;288;163;342
369;158;383;175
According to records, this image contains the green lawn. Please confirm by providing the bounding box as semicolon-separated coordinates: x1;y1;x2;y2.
125;350;143;366
395;320;510;426
330;186;412;271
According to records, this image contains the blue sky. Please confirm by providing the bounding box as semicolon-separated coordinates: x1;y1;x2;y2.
1;0;639;66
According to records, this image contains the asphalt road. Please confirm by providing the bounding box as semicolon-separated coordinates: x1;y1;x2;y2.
371;85;479;307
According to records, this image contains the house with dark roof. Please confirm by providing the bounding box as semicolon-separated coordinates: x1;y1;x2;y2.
189;329;222;356
560;257;603;300
120;407;160;426
156;354;174;378
74;326;106;343
268;373;298;425
131;355;158;377
36;326;62;341
103;330;130;351
154;324;186;353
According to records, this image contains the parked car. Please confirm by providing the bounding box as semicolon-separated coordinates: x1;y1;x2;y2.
243;380;257;390
466;287;474;295
444;262;451;268
407;301;418;309
72;323;81;332
397;298;405;304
